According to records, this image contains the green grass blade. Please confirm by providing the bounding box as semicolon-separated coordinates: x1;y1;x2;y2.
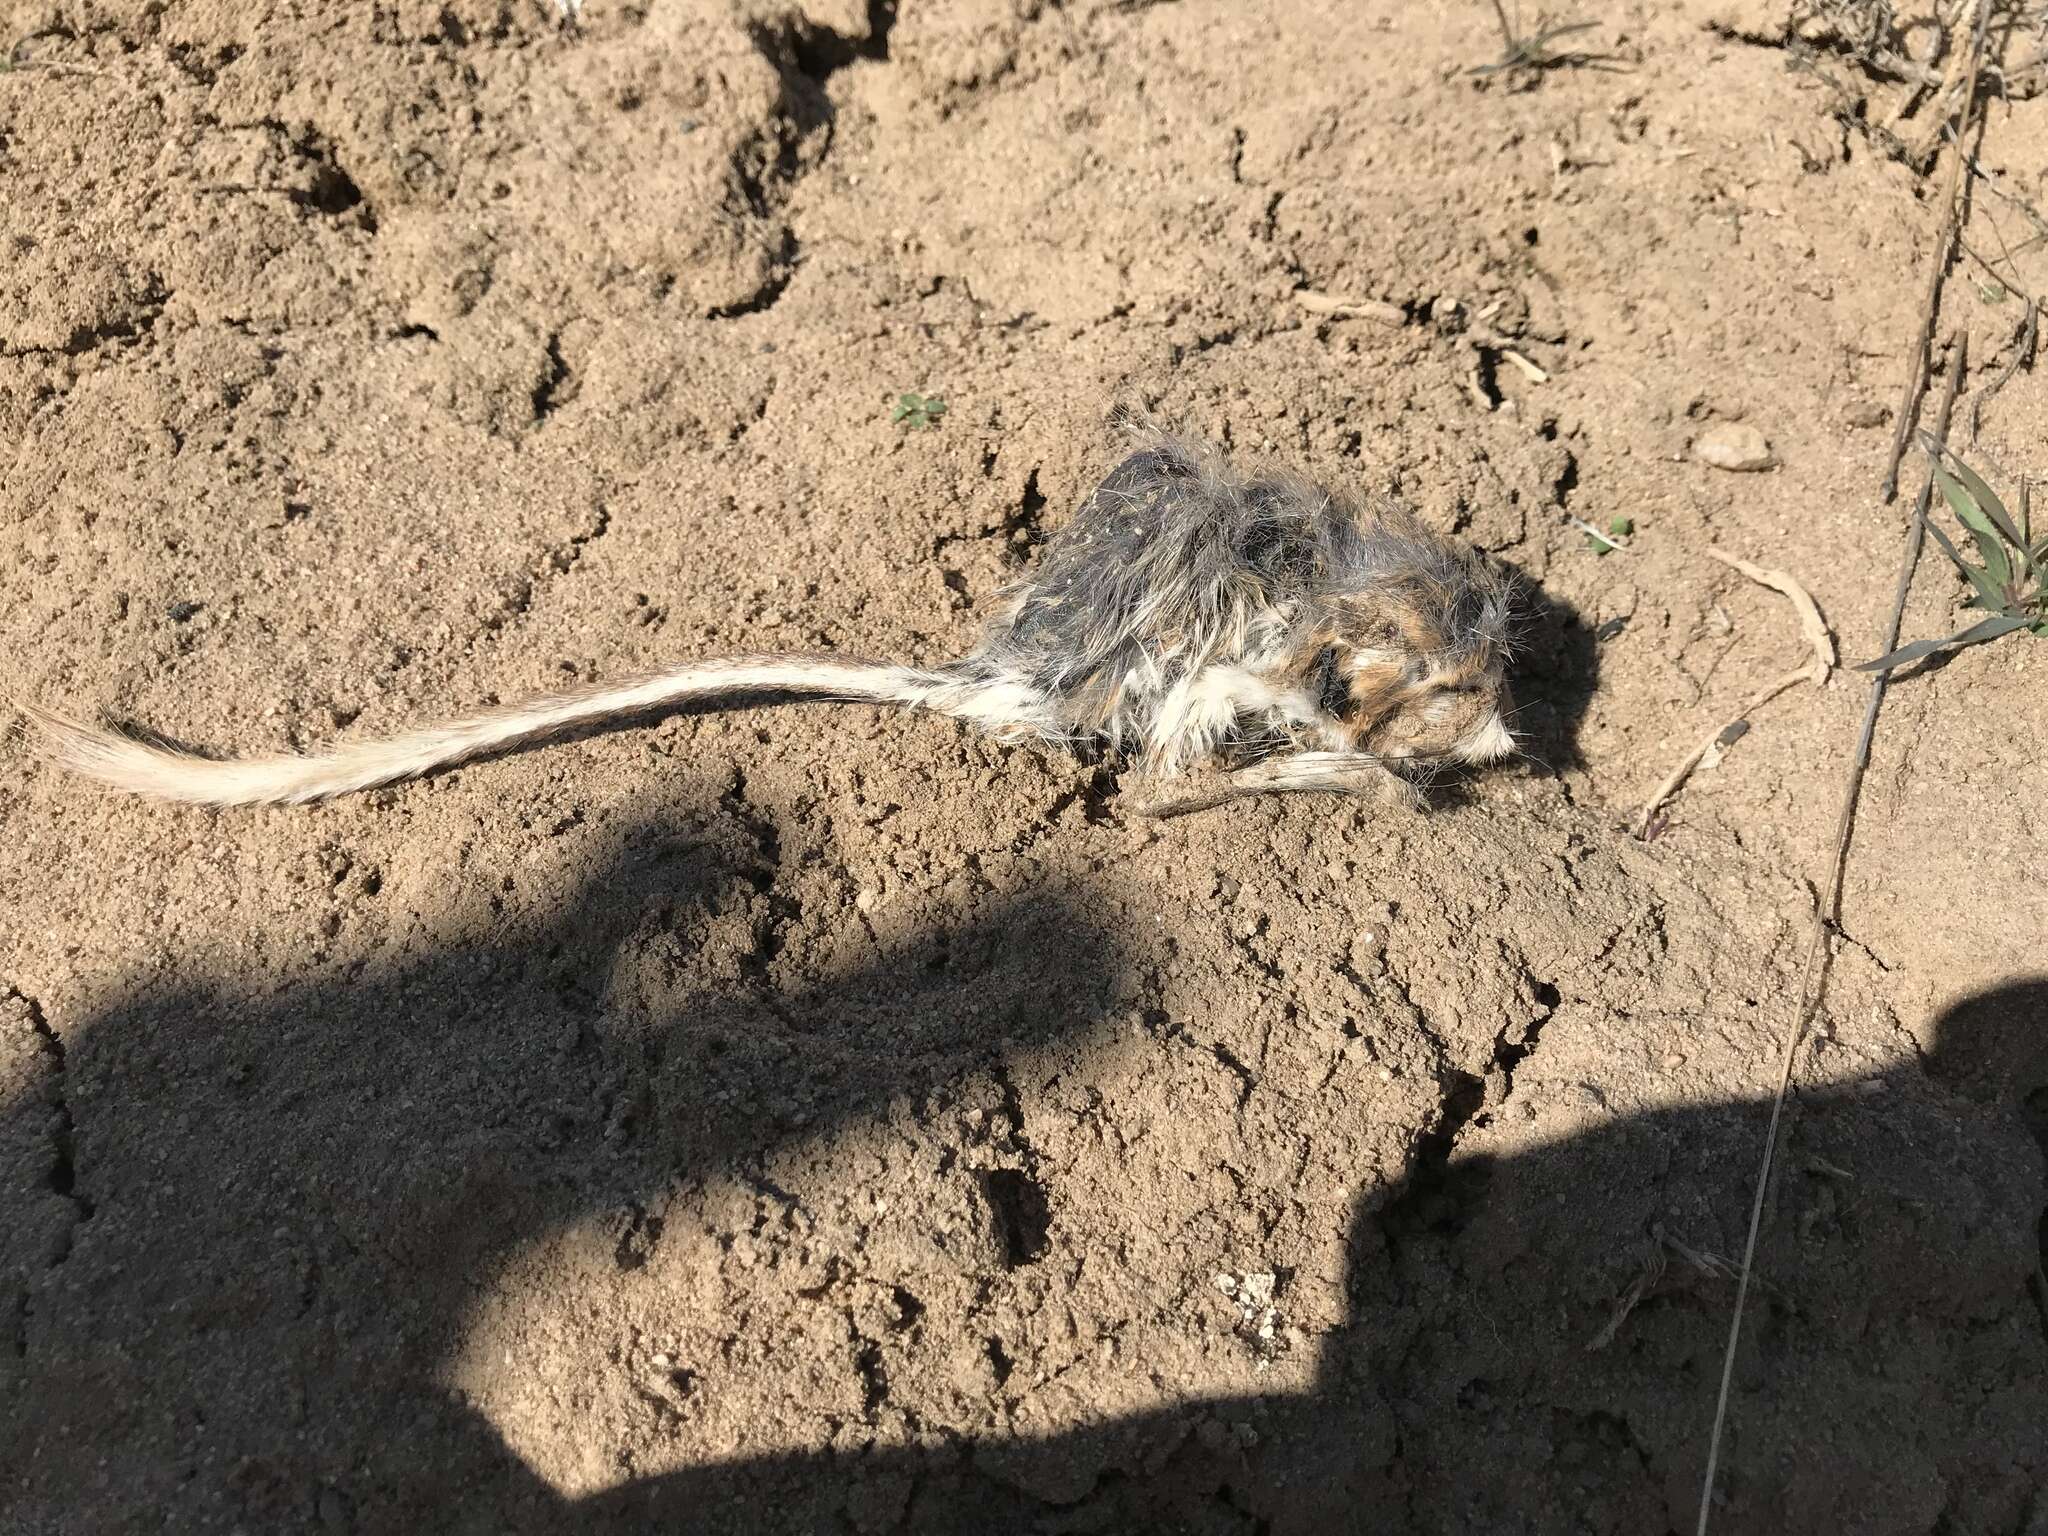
1853;613;2032;672
1922;521;2005;608
1932;462;1997;539
1968;526;2013;590
1924;518;1970;571
1963;563;2008;611
1942;453;2027;549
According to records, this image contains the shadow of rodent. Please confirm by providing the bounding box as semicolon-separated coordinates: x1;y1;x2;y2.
1409;563;1596;812
1503;559;1600;776
5;802;2042;1536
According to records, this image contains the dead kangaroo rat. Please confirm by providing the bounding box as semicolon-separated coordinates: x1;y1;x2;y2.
24;427;1519;818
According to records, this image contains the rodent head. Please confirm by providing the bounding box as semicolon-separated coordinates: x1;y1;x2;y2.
1300;560;1518;772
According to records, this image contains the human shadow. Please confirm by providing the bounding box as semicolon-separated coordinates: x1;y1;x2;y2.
0;815;1130;1533
564;986;2048;1534
6;801;2040;1535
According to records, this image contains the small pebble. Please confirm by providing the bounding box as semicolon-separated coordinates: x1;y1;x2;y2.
1692;422;1775;472
1662;1052;1687;1070
1843;400;1888;429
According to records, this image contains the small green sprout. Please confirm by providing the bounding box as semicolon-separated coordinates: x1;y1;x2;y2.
1858;443;2048;673
1586;515;1634;556
890;391;948;431
1471;1;1602;78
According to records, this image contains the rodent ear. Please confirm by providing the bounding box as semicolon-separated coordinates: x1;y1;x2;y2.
1339;587;1444;658
1336;598;1396;648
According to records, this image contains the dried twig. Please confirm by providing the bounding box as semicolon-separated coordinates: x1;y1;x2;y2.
1588;1227;1767;1353
1296;290;1551;386
1693;342;1968;1536
1968;296;2037;451
1587;1244;1666;1352
1293;290;1407;325
1879;3;1990;503
1906;0;1984;166
1570;515;1630;554
1710;550;1835;666
1951;138;2048;248
1635;551;1833;838
1473;333;1551;382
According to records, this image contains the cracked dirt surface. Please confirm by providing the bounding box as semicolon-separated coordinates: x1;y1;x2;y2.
4;1;2048;1532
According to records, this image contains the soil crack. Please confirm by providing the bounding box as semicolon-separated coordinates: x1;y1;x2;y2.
719;767;800;979
529;332;575;424
7;988;95;1260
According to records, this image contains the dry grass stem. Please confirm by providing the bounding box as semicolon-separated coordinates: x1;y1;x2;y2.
1635;551;1833;838
1695;339;1970;1536
1293;290;1407;324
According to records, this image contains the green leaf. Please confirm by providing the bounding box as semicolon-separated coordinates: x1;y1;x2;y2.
1923;520;2006;610
1962;563;2009;612
1932;462;1997;540
1924;517;1969;571
1609;516;1633;536
1968;525;2013;590
888;391;947;430
1854;613;2032;672
1942;454;2026;550
1928;452;2029;595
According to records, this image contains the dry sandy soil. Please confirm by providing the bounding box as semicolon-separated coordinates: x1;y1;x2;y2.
4;1;2048;1532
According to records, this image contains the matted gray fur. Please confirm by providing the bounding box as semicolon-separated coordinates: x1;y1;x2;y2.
20;421;1520;815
